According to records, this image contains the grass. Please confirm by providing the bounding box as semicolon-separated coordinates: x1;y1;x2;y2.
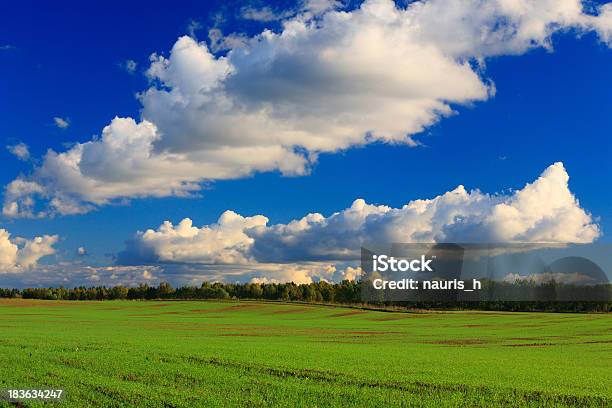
0;299;610;407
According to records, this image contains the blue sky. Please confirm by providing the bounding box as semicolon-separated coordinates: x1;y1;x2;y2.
1;0;611;286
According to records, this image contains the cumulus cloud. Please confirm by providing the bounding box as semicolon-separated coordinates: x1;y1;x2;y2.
0;229;58;272
118;212;268;265
341;266;362;281
5;0;612;217
2;179;46;217
252;163;599;261
118;163;599;282
248;263;340;284
7;143;30;161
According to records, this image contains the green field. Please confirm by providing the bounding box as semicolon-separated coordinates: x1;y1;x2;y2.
0;299;610;407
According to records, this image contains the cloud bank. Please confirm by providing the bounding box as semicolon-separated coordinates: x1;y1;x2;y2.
4;0;612;217
117;162;599;283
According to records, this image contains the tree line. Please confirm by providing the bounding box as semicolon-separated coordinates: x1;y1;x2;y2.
0;281;360;304
0;280;609;312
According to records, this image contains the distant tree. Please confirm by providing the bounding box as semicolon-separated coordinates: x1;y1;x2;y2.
0;280;609;312
157;282;174;298
110;286;128;300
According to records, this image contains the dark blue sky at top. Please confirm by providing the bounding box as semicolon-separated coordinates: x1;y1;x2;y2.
0;0;611;264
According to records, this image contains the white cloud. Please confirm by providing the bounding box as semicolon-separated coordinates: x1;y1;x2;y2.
76;246;87;256
0;231;18;268
248;263;338;284
341;266;362;281
53;117;70;129
118;163;599;282
2;179;45;218
119;212;268;265
593;3;612;45
0;229;58;272
7;143;30;161
249;162;600;260
4;0;612;217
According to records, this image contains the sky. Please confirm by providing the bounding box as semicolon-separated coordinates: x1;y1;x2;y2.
0;0;611;287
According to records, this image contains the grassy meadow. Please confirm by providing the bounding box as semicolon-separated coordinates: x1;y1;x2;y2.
0;299;610;407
